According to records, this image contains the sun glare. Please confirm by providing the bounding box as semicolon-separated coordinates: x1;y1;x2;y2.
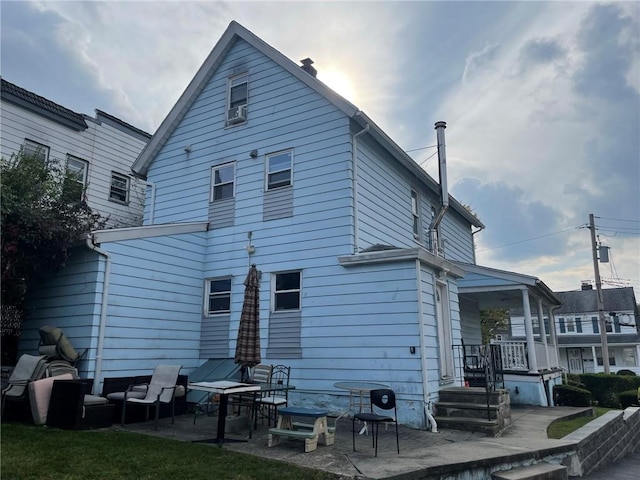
319;69;357;103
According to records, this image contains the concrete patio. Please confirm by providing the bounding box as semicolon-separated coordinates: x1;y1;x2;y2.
116;405;607;479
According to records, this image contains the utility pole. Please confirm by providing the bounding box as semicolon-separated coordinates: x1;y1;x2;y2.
589;213;610;374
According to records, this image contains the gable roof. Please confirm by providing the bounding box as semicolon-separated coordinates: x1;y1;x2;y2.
1;77;88;131
555;287;638;315
131;21;483;229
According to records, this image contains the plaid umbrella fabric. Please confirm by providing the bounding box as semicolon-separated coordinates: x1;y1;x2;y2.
235;264;261;377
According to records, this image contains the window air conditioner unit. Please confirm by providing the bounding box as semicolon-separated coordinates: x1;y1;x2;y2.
227;105;247;124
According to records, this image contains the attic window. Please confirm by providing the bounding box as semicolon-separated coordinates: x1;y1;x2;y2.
227;73;248;125
109;172;129;204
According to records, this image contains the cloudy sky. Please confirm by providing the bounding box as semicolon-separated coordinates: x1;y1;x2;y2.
2;1;639;298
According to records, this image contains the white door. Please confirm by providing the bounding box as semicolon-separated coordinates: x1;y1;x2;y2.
436;281;454;380
568;348;583;373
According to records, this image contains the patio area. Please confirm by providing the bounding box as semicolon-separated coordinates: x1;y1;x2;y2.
117;405;590;479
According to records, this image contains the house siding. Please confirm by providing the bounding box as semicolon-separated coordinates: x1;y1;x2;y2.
17;23;481;426
1;99;148;227
355;134;474;262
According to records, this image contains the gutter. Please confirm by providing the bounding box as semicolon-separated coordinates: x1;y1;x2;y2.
352;120;369;253
86;234;111;395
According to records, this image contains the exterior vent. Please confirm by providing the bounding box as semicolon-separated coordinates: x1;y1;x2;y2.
227;105;247;124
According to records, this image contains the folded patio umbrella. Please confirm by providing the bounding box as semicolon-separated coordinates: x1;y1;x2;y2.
235;264;261;381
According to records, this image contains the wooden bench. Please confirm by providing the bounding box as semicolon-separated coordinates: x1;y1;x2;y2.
268;407;334;452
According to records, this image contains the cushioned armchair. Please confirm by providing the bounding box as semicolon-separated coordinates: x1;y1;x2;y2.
119;365;182;430
1;354;49;417
46;380;113;430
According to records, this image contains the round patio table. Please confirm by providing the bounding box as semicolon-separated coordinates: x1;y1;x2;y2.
334;381;390;434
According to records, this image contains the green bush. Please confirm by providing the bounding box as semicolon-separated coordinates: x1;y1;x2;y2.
616;369;636;376
618;389;639;408
575;373;640;408
554;384;592;407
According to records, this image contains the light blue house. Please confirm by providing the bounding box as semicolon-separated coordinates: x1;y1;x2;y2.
19;22;562;427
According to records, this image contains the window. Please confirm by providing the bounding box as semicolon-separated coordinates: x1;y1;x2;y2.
205;277;232;315
273;271;301;311
211;163;235;201
266;150;292;190
411;189;420;239
109;172;129;204
23;139;49;163
592;316;599;334
65;155;88;201
575;317;582;333
228;73;248;109
566;318;575;332
227;73;248;125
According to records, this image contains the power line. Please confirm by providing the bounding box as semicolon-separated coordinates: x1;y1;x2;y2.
598;216;640;223
406;144;436;153
418;150;438;167
477;226;581;252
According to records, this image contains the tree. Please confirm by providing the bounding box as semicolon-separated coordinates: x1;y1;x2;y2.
1;150;105;363
480;309;510;344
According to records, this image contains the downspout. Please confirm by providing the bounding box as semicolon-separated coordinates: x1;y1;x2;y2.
429;122;449;255
86;234;111;395
416;260;438;432
145;180;156;225
352;121;369;254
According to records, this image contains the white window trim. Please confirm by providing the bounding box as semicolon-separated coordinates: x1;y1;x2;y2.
411;189;420;240
66;154;88;186
109;171;130;204
271;270;301;312
210;162;236;202
265;149;293;191
226;73;248;125
23;139;50;163
204;277;232;316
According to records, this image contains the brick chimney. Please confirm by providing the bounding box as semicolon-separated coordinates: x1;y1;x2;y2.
300;58;317;77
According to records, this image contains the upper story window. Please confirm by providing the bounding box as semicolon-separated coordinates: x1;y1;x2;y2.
65;155;88;202
227;73;248;126
205;277;232;315
23;139;49;163
273;271;301;311
411;189;420;239
266;150;292;190
211;162;235;201
109;172;129;204
566;318;575;332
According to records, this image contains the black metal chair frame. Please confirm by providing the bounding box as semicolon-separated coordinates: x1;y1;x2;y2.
352;388;399;457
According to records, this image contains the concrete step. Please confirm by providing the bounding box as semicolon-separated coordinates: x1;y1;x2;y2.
436;401;501;420
438;387;510;405
435;416;500;436
492;462;567;480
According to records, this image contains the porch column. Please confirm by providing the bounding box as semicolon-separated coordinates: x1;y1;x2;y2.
636;345;640;368
537;299;550;369
521;288;538;373
591;345;598;373
547;306;559;368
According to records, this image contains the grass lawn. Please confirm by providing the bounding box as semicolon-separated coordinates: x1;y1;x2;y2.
1;422;340;480
546;407;611;439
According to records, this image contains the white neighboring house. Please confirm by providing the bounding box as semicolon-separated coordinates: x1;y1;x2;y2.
511;284;640;375
0;78;151;228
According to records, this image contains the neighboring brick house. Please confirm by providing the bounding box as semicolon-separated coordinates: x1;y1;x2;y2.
1;78;151;227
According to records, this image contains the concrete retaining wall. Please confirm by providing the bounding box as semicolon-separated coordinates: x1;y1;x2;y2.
563;406;640;476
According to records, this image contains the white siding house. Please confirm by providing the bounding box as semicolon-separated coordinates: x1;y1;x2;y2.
17;21;563;426
1;79;151;227
511;285;640;375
